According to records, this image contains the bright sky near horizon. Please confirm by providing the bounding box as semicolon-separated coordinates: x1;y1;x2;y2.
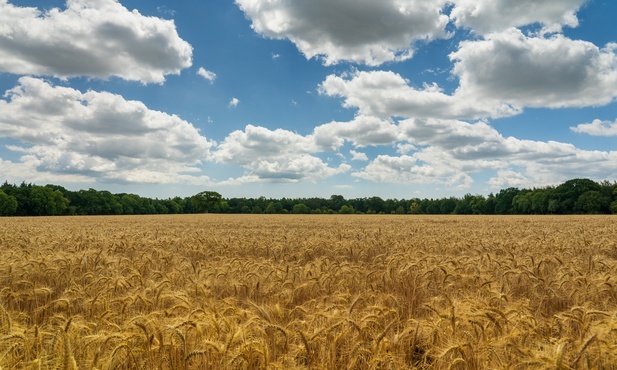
1;0;616;200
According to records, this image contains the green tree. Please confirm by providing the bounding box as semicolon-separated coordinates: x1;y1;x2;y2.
53;189;70;215
68;189;122;215
470;195;487;215
552;178;601;214
328;195;345;212
265;202;276;214
28;186;70;216
190;191;223;213
0;190;18;216
512;191;532;214
366;196;385;214
494;188;520;214
292;203;310;214
164;199;183;214
483;194;496;214
154;201;169;214
338;205;355;214
530;189;550;214
305;197;325;211
453;194;472;214
408;201;422;214
265;202;283;214
440;198;457;214
575;190;611;214
120;194;141;214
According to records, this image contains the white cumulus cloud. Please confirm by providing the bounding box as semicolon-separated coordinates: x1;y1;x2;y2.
350;150;368;162
0;77;214;184
0;0;192;83
451;29;617;109
319;70;503;120
213;124;349;182
450;0;586;34
313;115;400;150
321;31;617;120
235;0;450;66
353;153;475;189
352;117;617;189
488;170;536;189
571;119;617;136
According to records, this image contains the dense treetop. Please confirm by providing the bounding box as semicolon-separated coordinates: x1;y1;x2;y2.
1;178;616;217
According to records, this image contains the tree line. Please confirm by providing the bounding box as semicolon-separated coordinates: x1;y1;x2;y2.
1;178;616;217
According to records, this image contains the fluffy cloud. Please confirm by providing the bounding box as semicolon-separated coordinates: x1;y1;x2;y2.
0;0;192;83
356;144;617;191
571;119;617;136
353;117;617;188
0;157;94;185
321;31;617;120
451;29;617;109
0;77;214;184
487;145;617;189
313;115;400;149
450;0;586;34
208;113;615;190
400;118;508;155
319;70;514;120
352;152;475;189
213;124;349;182
235;0;591;65
235;0;449;66
487;170;535;189
250;155;349;181
213;124;315;164
350;150;368;162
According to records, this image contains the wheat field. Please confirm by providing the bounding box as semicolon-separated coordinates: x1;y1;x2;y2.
1;214;616;369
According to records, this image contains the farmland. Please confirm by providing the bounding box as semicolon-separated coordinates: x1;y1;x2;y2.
1;215;617;369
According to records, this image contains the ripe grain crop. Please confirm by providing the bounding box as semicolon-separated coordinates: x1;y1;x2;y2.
1;214;616;369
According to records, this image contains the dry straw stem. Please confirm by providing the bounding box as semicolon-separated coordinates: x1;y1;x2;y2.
0;305;11;335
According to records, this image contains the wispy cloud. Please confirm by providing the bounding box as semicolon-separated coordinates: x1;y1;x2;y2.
197;67;217;83
156;6;176;16
228;97;240;109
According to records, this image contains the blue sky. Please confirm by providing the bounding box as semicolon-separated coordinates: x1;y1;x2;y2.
1;0;616;199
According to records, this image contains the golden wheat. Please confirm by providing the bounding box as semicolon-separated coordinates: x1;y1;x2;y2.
0;214;616;368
